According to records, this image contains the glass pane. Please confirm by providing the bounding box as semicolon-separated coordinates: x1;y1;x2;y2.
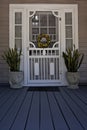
65;12;72;25
66;26;72;38
29;11;59;48
15;12;22;24
32;14;39;26
66;39;73;50
32;22;39;26
49;14;56;26
32;35;36;40
32;28;39;34
15;26;22;37
49;28;56;34
40;28;47;34
40;15;47;26
50;35;52;41
53;35;56;40
15;39;22;50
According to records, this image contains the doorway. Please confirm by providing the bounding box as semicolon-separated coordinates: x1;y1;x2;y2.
9;4;78;86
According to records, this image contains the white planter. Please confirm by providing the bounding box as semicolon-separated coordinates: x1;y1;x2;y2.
66;72;79;89
9;71;23;88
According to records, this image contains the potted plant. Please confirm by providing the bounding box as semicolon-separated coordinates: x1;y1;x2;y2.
2;47;23;88
62;45;84;89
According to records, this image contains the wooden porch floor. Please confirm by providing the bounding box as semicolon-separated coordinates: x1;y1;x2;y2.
0;86;87;130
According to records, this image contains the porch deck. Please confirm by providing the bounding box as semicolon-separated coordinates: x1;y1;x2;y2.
0;86;87;130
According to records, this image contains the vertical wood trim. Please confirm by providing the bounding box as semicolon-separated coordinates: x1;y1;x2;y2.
74;5;79;49
9;6;14;48
24;9;29;85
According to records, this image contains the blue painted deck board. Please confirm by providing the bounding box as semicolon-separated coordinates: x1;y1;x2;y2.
0;90;21;121
54;92;83;130
47;92;69;130
64;88;87;115
40;92;54;130
0;86;87;130
10;91;33;130
25;92;39;130
0;88;27;130
0;90;15;108
72;89;87;104
60;87;87;129
0;88;10;99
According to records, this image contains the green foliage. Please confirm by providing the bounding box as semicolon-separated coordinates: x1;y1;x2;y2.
2;48;22;71
62;45;84;72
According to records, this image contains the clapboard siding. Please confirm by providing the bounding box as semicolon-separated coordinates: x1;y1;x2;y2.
0;2;9;82
8;0;75;4
77;1;87;83
78;1;87;77
78;2;87;43
0;0;87;83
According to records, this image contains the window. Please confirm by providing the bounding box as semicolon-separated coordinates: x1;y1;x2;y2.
29;11;59;48
65;12;73;50
15;12;22;50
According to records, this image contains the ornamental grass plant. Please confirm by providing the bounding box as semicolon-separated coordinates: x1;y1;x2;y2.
62;45;84;72
2;48;21;71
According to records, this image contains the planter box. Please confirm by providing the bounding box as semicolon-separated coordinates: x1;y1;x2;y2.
66;72;79;89
9;71;23;88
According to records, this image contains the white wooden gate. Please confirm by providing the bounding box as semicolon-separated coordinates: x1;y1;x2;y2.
27;11;61;85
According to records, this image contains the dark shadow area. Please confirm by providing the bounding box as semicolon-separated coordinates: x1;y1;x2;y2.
27;87;60;92
0;83;10;88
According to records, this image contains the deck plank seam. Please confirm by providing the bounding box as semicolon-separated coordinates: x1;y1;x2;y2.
9;90;28;130
39;92;41;130
46;92;55;130
73;91;87;105
0;90;17;108
75;88;87;97
0;90;22;122
60;89;85;130
0;88;10;93
64;89;87;116
53;92;70;130
0;87;87;130
0;89;10;99
24;92;34;130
